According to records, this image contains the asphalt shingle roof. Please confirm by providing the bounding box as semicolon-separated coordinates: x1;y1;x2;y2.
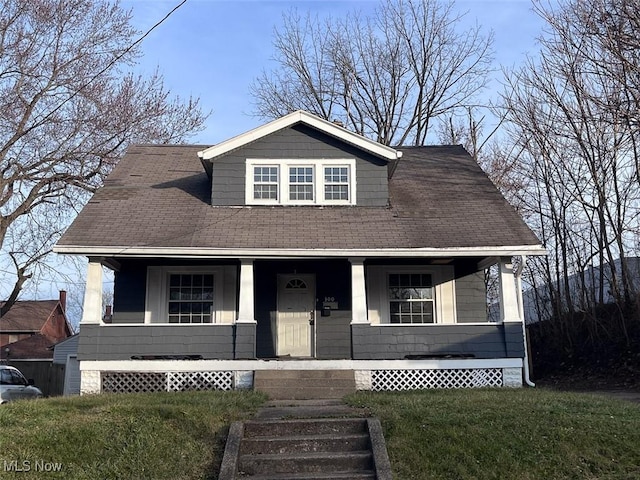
0;334;55;360
0;300;58;332
57;143;540;251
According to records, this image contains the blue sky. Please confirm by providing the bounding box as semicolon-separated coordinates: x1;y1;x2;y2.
10;0;548;318
123;0;546;145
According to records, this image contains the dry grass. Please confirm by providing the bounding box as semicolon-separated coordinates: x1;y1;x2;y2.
0;391;266;480
347;388;640;480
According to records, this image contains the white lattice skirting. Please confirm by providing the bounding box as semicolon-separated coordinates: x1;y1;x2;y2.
102;371;234;393
371;368;503;391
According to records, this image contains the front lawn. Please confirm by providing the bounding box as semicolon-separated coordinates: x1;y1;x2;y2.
0;391;266;480
347;388;640;480
1;388;638;479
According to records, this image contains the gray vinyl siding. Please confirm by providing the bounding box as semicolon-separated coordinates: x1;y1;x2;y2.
211;124;389;206
77;324;256;361
53;335;79;364
315;312;351;359
455;272;488;323
235;323;257;359
351;323;525;360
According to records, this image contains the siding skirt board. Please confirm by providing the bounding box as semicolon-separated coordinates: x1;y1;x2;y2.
78;358;524;394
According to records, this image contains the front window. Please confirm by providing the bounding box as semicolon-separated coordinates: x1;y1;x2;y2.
388;273;434;324
168;274;214;323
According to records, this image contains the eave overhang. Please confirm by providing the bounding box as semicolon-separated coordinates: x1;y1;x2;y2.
53;245;547;259
197;110;402;162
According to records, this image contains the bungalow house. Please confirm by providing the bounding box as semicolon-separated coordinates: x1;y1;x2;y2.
53;111;545;395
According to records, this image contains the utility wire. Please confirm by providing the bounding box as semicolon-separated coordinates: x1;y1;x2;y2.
36;0;189;127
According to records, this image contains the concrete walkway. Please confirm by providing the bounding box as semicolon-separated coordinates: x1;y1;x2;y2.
254;399;369;420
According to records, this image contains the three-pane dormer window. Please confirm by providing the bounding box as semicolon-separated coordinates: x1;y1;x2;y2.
246;159;356;205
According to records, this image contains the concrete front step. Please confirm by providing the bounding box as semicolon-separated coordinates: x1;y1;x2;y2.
255;387;355;400
218;408;392;480
243;418;368;437
253;378;356;389
253;370;356;400
240;433;370;455
254;370;355;380
237;471;376;480
255;401;360;420
238;451;373;476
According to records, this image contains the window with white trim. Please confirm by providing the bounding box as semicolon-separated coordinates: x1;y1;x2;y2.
253;166;278;201
388;273;434;324
324;166;350;201
246;159;356;205
366;265;456;325
168;273;214;323
145;266;228;324
289;166;314;201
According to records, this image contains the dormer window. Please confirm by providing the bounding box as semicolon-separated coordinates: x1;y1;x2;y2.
246;159;356;206
289;166;315;202
324;166;350;201
253;166;279;201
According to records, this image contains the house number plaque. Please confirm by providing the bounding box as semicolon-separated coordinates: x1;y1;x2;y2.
322;297;338;309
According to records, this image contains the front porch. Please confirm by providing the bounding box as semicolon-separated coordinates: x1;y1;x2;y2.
77;254;531;394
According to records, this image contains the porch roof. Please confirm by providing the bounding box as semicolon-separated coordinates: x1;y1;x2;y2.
55;144;544;256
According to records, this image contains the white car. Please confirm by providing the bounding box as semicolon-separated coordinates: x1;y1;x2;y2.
0;365;43;403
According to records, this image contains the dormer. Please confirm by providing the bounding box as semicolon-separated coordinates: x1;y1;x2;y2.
197;111;402;207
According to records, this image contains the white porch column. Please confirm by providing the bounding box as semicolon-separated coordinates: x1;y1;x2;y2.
498;257;522;323
81;258;103;325
237;259;256;323
350;258;369;324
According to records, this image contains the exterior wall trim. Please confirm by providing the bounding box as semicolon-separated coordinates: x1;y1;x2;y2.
198;110;402;161
54;245;548;257
80;358;523;372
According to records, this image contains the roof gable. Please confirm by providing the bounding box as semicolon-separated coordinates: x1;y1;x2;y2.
0;300;59;332
197;110;402;162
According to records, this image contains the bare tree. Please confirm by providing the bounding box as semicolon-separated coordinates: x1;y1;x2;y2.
0;0;207;315
251;0;494;146
501;0;640;348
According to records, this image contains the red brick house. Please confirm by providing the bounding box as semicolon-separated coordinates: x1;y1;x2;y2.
0;291;73;360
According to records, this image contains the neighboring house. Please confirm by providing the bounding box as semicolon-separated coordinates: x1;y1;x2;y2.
0;291;73;360
521;257;640;324
53;111;545;395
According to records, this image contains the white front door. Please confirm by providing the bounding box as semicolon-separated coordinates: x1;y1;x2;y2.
277;274;315;357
